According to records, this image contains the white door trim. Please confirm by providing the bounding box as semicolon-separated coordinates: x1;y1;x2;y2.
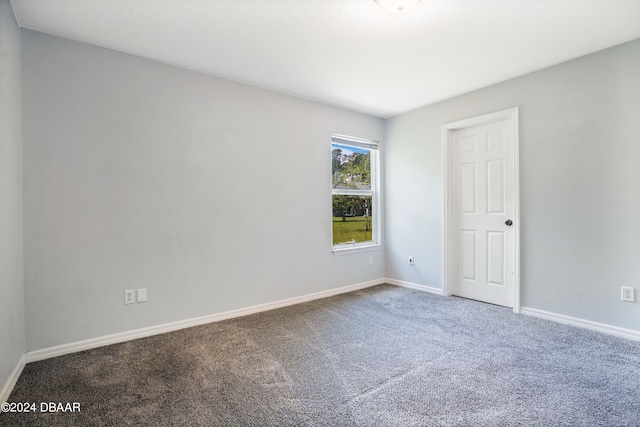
442;107;521;313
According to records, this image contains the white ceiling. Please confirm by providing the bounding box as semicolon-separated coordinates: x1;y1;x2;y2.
10;0;640;118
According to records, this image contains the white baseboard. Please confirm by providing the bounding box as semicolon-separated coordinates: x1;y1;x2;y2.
385;278;444;295
1;354;26;404
26;278;386;363
521;307;640;342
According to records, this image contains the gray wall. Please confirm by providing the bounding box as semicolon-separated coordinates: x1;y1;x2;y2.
385;39;640;331
21;30;384;352
0;0;25;391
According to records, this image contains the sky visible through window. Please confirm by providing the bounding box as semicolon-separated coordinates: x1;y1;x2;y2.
332;143;369;155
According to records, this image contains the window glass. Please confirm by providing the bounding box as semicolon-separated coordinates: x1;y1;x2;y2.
332;144;371;190
332;195;373;245
331;135;379;250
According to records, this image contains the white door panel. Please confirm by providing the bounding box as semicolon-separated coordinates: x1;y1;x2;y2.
449;115;516;307
487;159;505;214
487;231;505;285
460;163;477;214
461;230;477;280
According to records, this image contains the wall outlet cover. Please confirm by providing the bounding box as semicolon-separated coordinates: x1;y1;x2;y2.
124;289;135;305
621;287;635;302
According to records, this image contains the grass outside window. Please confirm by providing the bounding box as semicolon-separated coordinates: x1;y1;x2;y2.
332;215;373;246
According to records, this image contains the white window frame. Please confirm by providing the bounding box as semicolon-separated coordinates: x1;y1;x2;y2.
331;133;380;254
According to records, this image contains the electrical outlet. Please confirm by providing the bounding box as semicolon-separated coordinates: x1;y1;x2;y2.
124;289;135;305
408;256;414;266
621;287;635;302
368;256;374;265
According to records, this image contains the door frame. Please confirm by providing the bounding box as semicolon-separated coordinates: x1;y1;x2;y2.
442;107;521;313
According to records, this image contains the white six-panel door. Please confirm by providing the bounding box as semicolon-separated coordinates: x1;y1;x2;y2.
444;109;518;309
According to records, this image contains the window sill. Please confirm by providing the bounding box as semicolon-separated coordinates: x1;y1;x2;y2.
332;243;381;256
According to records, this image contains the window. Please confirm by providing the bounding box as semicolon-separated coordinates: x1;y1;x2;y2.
331;134;379;251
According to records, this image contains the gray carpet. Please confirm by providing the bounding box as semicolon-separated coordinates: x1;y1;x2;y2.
3;284;640;426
